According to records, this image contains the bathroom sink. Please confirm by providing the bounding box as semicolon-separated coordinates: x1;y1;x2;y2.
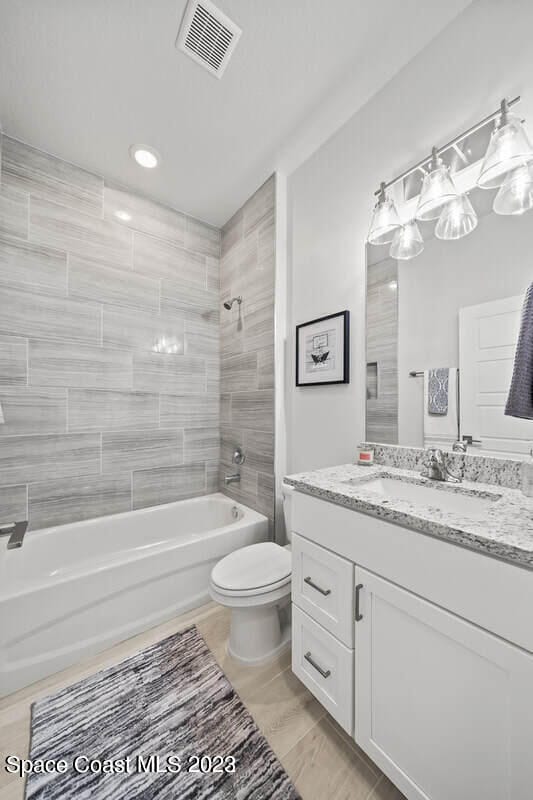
346;476;500;516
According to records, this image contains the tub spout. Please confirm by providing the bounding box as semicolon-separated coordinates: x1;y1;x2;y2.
224;473;241;485
0;520;28;549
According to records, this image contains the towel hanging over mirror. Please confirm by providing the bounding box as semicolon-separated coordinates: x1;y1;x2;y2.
505;283;533;421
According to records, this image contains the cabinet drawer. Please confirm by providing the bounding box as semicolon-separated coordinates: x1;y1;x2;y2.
292;532;354;646
292;604;354;735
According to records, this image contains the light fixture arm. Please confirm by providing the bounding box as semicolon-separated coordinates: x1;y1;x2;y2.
374;96;521;197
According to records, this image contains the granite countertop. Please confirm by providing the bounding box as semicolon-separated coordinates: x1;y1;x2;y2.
284;463;533;570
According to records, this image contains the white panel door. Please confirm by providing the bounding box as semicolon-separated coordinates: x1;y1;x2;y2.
355;567;533;800
459;294;532;457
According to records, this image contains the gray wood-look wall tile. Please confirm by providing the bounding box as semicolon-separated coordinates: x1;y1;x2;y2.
102;428;183;474
160;279;219;325
30;196;132;266
230;390;274;432
68;389;159;432
221;208;243;257
0;185;28;240
184;427;220;463
29;340;133;390
0;484;27;522
160;393;219;428
206;256;219;292
206;461;220;493
2;137;103;217
133;353;205;394
220;425;244;465
104;182;185;244
133;232;206;285
0;387;66;435
220;462;259;509
257;346;274;389
68;254;159;311
257;471;275;519
220;393;231;424
185;217;220;257
243;175;275;237
243;429;274;473
29;474;131;530
0;235;67;295
0;433;100;486
221;352;258;393
184;320;219;357
132;463;206;510
0;335;27;385
243;303;274;353
103;306;185;353
0;287;101;344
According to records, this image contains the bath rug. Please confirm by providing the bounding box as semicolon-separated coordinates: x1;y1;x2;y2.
26;626;300;800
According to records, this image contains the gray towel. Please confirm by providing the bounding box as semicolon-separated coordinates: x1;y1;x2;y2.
428;368;449;415
505;283;533;420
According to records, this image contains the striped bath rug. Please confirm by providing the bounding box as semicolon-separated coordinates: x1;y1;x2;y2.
27;626;300;799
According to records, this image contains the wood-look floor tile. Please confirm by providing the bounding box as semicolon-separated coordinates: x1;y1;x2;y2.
368;774;407;800
244;667;325;759
282;716;380;800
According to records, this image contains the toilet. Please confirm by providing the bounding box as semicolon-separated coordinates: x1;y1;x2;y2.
208;484;294;665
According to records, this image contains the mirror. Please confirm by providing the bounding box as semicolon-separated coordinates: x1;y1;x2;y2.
366;186;532;459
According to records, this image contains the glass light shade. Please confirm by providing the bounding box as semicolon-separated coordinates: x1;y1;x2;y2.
435;194;478;240
493;163;533;215
416;162;458;221
477;114;533;189
367;195;401;245
389;221;424;260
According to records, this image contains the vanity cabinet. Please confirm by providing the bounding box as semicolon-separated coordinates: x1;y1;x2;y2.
290;490;533;800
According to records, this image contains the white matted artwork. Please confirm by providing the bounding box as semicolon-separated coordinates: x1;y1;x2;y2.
296;310;350;386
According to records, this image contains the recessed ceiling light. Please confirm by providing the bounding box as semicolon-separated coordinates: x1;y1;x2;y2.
114;210;132;222
130;144;160;169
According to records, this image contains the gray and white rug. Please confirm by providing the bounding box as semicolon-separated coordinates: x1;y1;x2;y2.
27;626;300;799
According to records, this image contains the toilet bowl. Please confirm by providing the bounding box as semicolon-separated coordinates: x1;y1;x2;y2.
208;483;294;665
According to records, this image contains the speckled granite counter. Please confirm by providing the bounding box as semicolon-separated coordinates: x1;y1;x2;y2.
284;463;533;570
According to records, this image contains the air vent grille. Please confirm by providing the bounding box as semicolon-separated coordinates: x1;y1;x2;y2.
177;0;242;78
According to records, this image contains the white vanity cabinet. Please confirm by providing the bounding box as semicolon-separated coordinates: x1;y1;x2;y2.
290;490;533;800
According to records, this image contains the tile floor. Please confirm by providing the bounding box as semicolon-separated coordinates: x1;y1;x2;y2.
0;602;405;800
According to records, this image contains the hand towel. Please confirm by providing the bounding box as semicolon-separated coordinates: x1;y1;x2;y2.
424;368;459;448
427;368;450;415
505;283;533;420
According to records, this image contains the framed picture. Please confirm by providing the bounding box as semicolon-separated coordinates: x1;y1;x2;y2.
296;310;350;386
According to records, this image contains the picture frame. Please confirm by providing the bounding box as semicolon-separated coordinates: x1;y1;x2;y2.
296;310;350;386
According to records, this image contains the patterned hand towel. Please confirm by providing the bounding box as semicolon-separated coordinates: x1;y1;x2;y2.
428;368;449;415
505;283;533;420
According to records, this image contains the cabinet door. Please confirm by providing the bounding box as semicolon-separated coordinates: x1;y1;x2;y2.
355;567;533;800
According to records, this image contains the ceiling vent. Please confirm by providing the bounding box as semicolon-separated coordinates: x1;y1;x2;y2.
176;0;242;79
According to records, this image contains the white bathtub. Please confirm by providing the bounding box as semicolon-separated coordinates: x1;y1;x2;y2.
0;493;268;697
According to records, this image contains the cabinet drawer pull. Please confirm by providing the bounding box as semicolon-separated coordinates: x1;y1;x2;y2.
304;651;331;678
304;576;331;596
355;583;363;621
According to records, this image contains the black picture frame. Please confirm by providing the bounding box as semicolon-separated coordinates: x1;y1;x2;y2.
295;310;350;386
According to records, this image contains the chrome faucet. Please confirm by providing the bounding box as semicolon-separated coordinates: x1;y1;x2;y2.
421;449;462;483
224;473;241;485
0;520;28;549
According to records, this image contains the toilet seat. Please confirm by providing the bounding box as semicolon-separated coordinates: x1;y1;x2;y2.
210;542;291;597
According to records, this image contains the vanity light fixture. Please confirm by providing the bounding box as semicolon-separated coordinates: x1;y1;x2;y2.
389;221;424;260
477;99;533;189
366;182;401;245
415;148;458;221
130;145;160;169
435;193;478;240
493;162;533;215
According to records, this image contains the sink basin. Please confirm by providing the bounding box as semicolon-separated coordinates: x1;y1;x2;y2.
346;476;500;517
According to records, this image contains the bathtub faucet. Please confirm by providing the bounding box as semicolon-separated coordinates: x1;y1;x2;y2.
224;473;241;485
0;519;28;549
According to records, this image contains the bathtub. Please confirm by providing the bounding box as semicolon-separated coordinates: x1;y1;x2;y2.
0;493;268;697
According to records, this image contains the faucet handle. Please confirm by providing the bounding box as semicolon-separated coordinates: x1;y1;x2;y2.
232;447;245;466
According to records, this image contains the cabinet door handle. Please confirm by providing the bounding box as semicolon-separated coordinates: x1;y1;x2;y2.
304;576;331;596
304;651;331;678
355;583;363;621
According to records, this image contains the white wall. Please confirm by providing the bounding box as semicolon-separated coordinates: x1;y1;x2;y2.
287;0;533;473
398;205;533;446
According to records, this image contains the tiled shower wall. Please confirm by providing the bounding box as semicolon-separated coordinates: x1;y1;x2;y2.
0;135;221;530
220;176;275;526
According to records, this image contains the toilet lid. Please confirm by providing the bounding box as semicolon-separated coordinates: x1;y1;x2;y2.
211;542;291;592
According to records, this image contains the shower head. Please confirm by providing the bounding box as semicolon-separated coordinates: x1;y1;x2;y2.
223;296;242;310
